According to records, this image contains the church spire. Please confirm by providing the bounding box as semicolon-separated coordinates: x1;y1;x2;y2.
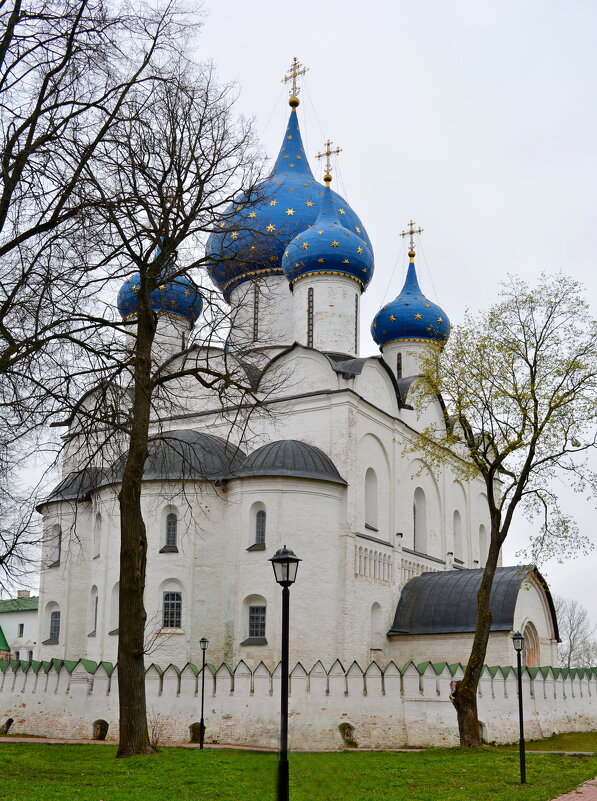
282;57;308;108
400;219;424;259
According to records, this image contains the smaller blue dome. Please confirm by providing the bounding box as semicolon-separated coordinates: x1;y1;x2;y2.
281;185;374;289
371;254;449;346
117;273;202;323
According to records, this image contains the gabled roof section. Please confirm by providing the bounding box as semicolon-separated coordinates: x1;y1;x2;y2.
0;596;39;613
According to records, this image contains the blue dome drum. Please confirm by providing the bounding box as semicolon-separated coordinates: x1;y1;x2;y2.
281;185;374;289
371;250;450;346
205;102;372;301
117;272;202;324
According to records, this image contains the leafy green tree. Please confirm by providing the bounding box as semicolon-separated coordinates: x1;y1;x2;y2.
410;273;597;746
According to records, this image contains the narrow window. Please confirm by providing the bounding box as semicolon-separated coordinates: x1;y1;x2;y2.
396;352;402;379
49;525;61;567
27;651;33;662
93;594;99;633
93;514;102;558
163;591;182;628
166;513;177;547
365;468;378;529
307;287;314;347
255;510;266;544
252;283;259;342
354;293;359;355
14;651;20;661
453;510;463;560
18;623;24;637
249;605;266;638
413;487;427;553
49;610;60;641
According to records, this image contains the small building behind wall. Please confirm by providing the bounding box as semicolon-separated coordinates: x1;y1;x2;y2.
0;592;39;661
387;566;559;667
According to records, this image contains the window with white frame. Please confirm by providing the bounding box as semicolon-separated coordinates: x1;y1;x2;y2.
255;510;266;544
249;605;266;638
166;513;177;547
18;623;24;637
162;591;182;628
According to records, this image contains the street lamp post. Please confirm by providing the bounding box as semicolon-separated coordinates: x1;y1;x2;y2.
512;631;526;784
270;545;302;801
199;636;209;750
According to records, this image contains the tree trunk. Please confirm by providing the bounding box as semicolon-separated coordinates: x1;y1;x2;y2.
116;296;156;757
450;525;503;747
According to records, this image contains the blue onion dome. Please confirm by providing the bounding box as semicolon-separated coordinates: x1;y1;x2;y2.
371;250;450;346
281;184;374;289
117;245;202;323
205;100;372;302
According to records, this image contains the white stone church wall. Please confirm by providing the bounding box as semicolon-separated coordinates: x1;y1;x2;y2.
1;659;596;749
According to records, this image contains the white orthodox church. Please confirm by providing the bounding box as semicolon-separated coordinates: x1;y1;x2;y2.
33;76;560;689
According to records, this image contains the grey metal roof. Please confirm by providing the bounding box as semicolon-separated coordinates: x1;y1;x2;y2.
44;430;247;504
232;439;347;485
388;566;559;637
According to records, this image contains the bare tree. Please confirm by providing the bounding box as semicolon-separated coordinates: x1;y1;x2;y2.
409;273;597;746
555;596;597;668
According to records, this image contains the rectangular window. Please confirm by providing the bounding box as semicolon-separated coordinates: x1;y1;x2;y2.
163;592;182;628
49;611;60;641
18;623;24;637
249;606;266;638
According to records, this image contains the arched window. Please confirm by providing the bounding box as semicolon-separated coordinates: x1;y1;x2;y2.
241;594;267;645
479;525;489;564
255;510;266;544
370;602;383;650
396;352;403;379
93;514;102;558
166;513;177;547
453;511;463;561
365;468;378;530
49;610;60;641
109;582;119;635
163;591;182;628
413;488;427;553
307;287;314;347
49;524;61;567
89;586;99;636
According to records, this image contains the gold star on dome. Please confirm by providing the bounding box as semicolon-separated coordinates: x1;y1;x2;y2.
317;230;324;234
373;321;378;328
230;231;238;239
357;246;363;254
219;222;225;228
286;208;295;215
306;200;314;206
331;240;339;247
269;200;277;206
184;290;190;297
355;226;361;233
131;284;139;291
284;155;289;159
250;245;256;251
269;256;277;262
126;277;131;282
295;262;300;267
289;163;295;167
437;317;443;324
338;208;345;214
301;242;309;250
361;268;367;273
285;251;289;258
415;313;422;320
389;315;396;321
342;259;350;264
427;327;432;332
425;303;431;308
317;258;325;263
287;135;293;140
266;224;275;232
302;183;309;187
288;187;295;191
248;212;257;218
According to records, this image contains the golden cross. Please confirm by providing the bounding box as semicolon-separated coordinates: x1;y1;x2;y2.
316;139;342;180
282;57;308;99
400;219;424;250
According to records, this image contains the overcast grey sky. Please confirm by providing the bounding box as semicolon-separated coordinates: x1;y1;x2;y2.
198;1;597;619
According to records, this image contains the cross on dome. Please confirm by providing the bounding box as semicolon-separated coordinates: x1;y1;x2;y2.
316;139;342;184
282;57;308;107
400;219;424;254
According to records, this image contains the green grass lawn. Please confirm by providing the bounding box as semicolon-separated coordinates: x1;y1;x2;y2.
0;741;596;801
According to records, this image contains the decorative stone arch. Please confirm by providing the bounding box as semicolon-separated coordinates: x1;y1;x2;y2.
159;578;184;630
248;501;267;549
404;458;442;558
241;593;268;645
522;621;540;667
359;432;391;536
43;600;60;644
160;503;180;553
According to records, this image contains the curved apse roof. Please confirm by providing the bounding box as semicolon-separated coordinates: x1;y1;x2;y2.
234;439;347;486
388;566;559;639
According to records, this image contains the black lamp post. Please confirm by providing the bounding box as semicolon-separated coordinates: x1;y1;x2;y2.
270;545;301;801
199;636;209;749
512;631;526;784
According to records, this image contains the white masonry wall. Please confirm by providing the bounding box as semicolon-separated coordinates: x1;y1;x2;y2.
1;659;596;750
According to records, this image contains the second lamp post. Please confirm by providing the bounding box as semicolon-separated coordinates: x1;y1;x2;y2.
512;631;526;784
199;636;209;749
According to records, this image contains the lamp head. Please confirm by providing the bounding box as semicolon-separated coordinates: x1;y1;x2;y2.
269;545;302;587
512;631;525;652
199;636;209;651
